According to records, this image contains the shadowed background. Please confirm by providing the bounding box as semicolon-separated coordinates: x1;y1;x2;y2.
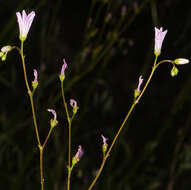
0;0;191;190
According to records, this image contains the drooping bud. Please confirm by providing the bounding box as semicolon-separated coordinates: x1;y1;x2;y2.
72;145;83;167
70;99;79;115
171;66;179;77
0;45;12;61
1;45;12;53
47;109;58;128
174;58;189;65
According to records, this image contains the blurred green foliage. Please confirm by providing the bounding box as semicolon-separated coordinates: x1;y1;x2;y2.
0;0;191;190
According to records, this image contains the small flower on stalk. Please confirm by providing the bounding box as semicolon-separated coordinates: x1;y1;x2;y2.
174;58;189;65
16;10;35;41
59;59;68;82
154;27;167;56
47;109;58;128
134;75;143;99
101;134;108;155
70;99;79;115
32;69;38;90
72;145;83;167
0;45;12;61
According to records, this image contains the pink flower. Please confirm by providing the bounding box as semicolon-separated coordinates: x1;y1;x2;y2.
154;27;167;56
16;10;35;41
136;75;143;92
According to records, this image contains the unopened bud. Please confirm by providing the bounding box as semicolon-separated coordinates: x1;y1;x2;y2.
174;58;189;65
171;66;178;77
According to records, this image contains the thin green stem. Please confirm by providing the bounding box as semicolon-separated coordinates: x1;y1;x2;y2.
43;127;53;148
19;41;44;190
87;57;174;190
60;81;72;190
39;146;44;190
67;120;72;190
29;94;42;146
61;81;70;122
20;41;31;94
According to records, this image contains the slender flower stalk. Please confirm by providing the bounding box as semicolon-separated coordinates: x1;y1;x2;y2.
16;10;35;41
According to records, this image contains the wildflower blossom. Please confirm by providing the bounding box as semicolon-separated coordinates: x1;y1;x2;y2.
16;10;35;41
154;27;167;56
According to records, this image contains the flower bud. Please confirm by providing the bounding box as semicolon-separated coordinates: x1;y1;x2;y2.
59;59;68;82
101;134;108;155
32;69;38;90
70;99;79;115
0;45;12;61
47;109;58;128
171;66;178;77
72;145;83;168
134;75;143;99
1;45;12;53
174;58;189;65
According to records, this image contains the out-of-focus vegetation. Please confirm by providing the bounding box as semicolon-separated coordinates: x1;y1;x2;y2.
0;0;191;190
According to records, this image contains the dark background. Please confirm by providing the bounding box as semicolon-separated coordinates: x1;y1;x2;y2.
0;0;191;190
